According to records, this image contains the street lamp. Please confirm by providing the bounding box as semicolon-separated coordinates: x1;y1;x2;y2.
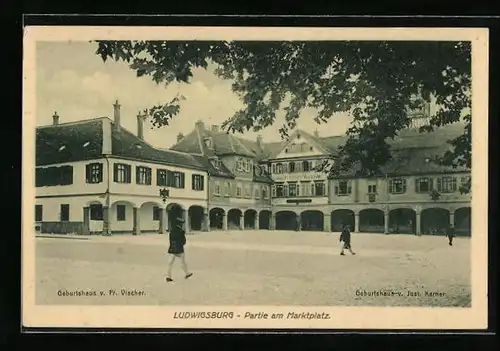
159;187;170;203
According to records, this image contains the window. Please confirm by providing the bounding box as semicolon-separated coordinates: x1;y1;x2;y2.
296;162;303;173
90;204;103;221
285;148;288;153
114;163;131;183
276;163;283;174
136;166;152;185
192;174;204;191
60;204;69;221
437;176;457;193
117;205;126;221
301;182;310;196
159;170;186;188
289;162;295;173
244;185;251;198
314;181;325;196
289;183;298;197
254;186;260;199
275;183;284;197
272;185;277;197
86;163;103;183
368;184;377;194
211;158;222;169
153;206;161;221
35;165;74;187
335;180;352;196
283;184;289;197
225;182;231;196
389;178;407;194
302;160;313;172
236;183;242;197
214;181;221;196
35;205;42;222
415;177;432;193
157;169;167;186
263;187;269;199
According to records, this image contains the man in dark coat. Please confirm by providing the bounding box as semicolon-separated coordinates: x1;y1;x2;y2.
339;224;356;256
166;215;193;282
446;223;456;246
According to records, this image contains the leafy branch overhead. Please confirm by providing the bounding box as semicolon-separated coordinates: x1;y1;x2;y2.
94;40;472;192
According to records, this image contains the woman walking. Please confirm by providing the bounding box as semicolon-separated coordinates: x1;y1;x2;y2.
166;215;193;282
339;224;356;256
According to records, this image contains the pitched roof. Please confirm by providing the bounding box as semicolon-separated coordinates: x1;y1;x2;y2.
110;122;206;170
36;118;104;166
36;118;208;171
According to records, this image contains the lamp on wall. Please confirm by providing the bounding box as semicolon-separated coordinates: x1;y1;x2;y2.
159;187;170;203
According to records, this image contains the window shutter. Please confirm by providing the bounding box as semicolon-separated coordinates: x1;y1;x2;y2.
334;185;339;195
98;163;103;182
402;178;407;192
136;167;140;184
113;164;118;182
388;179;392;194
437;178;442;192
347;181;352;194
126;165;131;183
156;169;161;186
429;178;434;191
415;178;419;193
85;164;91;183
180;173;185;188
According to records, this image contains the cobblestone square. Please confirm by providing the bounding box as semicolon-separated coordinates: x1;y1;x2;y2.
35;231;471;307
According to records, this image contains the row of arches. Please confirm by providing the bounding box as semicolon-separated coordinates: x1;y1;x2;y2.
85;200;471;236
273;207;471;235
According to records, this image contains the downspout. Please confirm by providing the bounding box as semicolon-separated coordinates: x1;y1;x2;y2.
104;155;111;236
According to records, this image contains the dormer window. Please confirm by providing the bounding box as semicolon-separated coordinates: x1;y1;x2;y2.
204;137;213;148
211;158;222;169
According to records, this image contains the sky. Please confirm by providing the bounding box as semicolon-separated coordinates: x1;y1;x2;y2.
36;41;354;149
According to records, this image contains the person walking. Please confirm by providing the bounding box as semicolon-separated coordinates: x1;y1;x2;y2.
166;215;193;282
446;223;456;247
339;224;356;256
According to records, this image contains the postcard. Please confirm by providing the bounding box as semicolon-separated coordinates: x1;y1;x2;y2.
22;25;488;330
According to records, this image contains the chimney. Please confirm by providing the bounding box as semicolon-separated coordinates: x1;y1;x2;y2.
256;134;263;149
177;133;184;143
195;120;205;133
211;125;219;133
52;111;59;126
313;129;319;137
137;113;146;140
113;100;121;127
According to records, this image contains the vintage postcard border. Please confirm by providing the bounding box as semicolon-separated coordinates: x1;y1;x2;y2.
22;26;489;330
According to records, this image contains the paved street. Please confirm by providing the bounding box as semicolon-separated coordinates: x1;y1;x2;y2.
35;231;471;307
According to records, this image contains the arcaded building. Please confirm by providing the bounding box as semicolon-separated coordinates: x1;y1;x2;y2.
35;101;471;236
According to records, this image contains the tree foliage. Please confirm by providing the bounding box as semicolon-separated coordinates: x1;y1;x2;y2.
94;40;472;192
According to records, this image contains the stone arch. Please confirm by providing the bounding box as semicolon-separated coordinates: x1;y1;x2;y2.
259;210;272;230
209;207;225;230
454;207;471;236
109;200;136;233
227;208;243;230
331;209;355;232
300;210;324;231
275;210;298;231
188;205;205;231
139;201;164;233
421;207;450;235
244;209;258;229
389;208;417;234
359;208;385;233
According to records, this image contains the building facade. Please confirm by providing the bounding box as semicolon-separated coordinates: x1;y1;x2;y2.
35;102;472;236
